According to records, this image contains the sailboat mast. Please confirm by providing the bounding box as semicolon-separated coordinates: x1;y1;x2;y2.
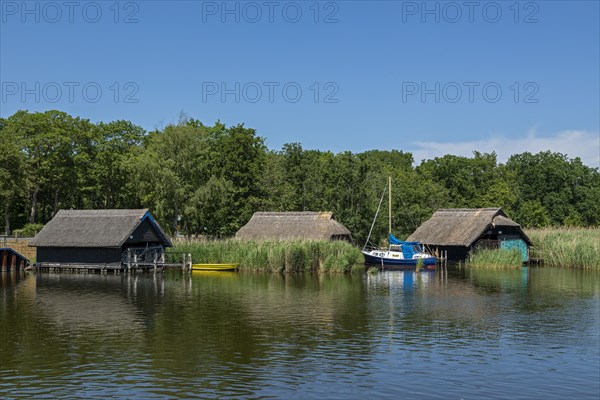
363;179;388;250
388;176;392;235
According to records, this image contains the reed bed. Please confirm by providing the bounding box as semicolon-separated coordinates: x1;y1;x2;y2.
467;248;523;269
171;239;363;273
526;228;600;269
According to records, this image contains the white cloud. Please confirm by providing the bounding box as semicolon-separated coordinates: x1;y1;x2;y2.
410;130;600;168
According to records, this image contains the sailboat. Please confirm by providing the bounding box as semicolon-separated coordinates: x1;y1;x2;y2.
362;177;437;268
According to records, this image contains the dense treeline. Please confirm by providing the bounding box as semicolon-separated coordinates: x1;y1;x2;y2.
1;110;599;244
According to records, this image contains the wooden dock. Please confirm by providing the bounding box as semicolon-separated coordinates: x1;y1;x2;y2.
35;252;193;274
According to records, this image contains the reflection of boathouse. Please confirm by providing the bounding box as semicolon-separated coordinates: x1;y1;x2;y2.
29;209;172;270
408;208;531;262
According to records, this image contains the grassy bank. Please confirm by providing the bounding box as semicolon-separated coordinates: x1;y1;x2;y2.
171;239;364;273
467;248;523;269
526;228;600;269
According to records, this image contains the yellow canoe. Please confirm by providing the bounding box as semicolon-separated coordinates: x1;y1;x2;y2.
191;263;239;271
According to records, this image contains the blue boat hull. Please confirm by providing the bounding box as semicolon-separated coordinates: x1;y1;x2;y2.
362;251;437;267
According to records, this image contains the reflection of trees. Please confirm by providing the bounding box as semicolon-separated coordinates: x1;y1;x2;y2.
0;273;164;380
365;267;600;346
4;268;597;396
464;267;600;343
364;270;481;343
147;272;374;385
2;270;376;394
466;267;600;304
36;274;146;330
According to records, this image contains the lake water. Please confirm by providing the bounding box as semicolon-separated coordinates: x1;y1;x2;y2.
1;267;599;399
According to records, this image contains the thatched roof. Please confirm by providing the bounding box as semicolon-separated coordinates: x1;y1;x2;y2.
407;208;531;247
29;209;172;248
236;212;352;241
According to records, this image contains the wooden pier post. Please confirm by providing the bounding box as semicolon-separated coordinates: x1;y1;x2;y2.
183;253;189;273
186;253;192;273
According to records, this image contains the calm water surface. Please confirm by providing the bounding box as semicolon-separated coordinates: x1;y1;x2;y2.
1;267;599;399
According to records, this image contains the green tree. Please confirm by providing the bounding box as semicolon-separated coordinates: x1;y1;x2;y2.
513;200;551;228
416;152;499;208
188;176;236;236
128;122;210;234
129;120;266;236
3;110;92;223
0;118;25;234
3;109;599;237
207;123;266;231
83;120;146;209
506;151;600;226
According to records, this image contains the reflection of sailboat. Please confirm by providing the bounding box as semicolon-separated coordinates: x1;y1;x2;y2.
366;269;436;291
362;177;436;268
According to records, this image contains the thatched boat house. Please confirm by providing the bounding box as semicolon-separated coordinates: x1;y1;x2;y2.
29;209;172;270
407;208;531;262
236;212;352;242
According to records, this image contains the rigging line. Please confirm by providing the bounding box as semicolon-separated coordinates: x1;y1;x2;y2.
363;180;388;251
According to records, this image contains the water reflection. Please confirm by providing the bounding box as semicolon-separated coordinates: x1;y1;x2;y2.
1;268;599;399
365;268;600;350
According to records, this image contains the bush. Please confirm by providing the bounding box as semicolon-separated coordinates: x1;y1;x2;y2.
13;223;44;237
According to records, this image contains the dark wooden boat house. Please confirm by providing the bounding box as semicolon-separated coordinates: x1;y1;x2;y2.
236;212;352;242
0;248;29;271
407;208;532;262
29;209;172;270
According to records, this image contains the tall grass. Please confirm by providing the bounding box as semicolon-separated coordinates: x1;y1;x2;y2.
468;248;523;269
526;228;600;269
171;239;363;273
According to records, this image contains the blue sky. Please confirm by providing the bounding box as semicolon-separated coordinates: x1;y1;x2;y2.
1;0;599;166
